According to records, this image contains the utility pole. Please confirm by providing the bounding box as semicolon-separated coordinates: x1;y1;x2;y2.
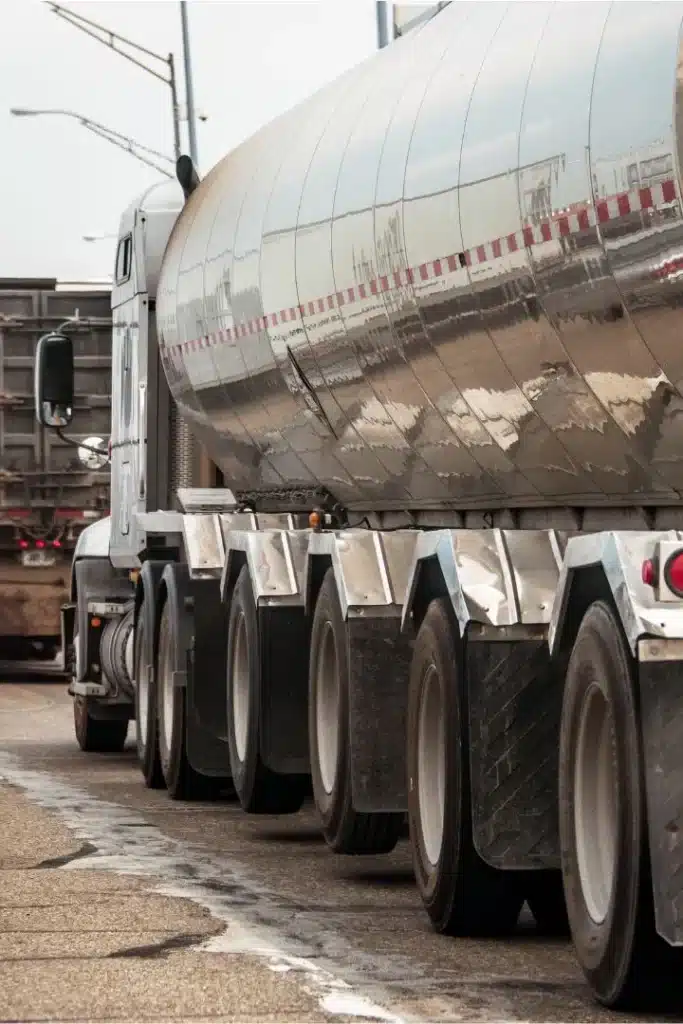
179;2;199;169
376;2;390;48
47;2;181;161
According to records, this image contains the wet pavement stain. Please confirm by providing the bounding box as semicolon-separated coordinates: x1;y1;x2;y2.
33;841;98;869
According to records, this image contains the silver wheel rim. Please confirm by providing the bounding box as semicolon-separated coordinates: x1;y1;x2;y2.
232;610;249;764
159;611;174;760
316;621;340;795
574;681;618;924
136;627;148;749
74;630;82;681
418;664;446;867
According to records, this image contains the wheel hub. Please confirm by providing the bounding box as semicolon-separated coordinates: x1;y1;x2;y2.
316;621;340;795
232;610;249;764
574;681;618;924
417;663;446;867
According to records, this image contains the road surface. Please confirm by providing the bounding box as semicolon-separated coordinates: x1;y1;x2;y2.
1;680;680;1023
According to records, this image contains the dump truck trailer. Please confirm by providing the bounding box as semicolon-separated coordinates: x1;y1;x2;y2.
0;278;110;662
34;1;683;1009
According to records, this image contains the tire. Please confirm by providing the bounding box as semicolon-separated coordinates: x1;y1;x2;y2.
156;600;215;801
526;870;569;936
308;569;404;854
73;696;128;753
407;597;524;935
134;611;164;789
226;566;307;814
559;600;681;1009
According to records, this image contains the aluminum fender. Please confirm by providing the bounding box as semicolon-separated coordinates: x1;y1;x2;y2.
305;529;417;619
73;516;112;562
401;528;562;635
181;513;225;579
221;529;308;607
548;530;683;656
70;516;112;600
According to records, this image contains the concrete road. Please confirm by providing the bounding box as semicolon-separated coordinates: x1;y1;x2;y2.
0;682;679;1024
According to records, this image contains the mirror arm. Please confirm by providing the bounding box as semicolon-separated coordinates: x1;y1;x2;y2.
54;426;111;463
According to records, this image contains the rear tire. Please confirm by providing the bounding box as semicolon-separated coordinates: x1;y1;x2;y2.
157;600;215;801
73;697;128;753
407;598;524;935
309;569;404;855
560;600;681;1009
134;611;164;789
226;566;307;814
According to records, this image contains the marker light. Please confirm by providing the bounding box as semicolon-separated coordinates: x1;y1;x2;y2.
663;550;683;598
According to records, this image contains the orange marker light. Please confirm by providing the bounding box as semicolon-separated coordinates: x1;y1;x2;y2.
90;616;102;629
309;510;321;530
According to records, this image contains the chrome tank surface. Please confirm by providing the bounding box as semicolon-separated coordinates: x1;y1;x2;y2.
157;1;683;516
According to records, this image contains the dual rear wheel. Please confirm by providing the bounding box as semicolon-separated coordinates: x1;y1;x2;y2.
408;595;681;1009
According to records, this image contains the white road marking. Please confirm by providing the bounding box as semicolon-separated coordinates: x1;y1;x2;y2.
0;751;409;1024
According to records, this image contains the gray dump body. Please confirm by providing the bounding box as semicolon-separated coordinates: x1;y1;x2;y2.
156;1;683;521
0;279;111;656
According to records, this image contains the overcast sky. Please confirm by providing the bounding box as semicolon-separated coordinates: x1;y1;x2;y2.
1;0;377;282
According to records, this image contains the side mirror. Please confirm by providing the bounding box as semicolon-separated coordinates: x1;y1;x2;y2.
35;332;74;428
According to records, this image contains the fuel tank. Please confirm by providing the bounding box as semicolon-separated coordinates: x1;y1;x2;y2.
157;1;683;515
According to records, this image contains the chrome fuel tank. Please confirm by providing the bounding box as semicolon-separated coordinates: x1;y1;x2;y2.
157;1;683;515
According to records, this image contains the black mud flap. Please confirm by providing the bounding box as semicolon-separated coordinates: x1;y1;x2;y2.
185;576;231;778
639;657;683;946
347;614;412;813
258;605;309;775
466;637;562;870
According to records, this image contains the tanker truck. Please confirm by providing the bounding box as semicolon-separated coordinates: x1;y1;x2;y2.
33;0;683;1009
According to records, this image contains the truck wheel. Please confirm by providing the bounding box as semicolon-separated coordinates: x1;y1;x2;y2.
226;566;307;814
309;569;404;854
156;600;213;801
134;613;164;789
407;597;524;935
560;600;681;1009
526;870;569;936
73;697;128;753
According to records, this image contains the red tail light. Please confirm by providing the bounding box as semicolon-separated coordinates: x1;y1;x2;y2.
18;539;29;550
52;539;62;549
663;550;683;597
35;539;45;549
642;559;656;586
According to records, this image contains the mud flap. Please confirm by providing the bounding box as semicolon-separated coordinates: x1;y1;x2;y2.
185;576;231;778
258;605;309;776
638;658;683;946
347;614;411;813
466;637;561;870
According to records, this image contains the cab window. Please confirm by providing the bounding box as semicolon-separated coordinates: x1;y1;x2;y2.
115;234;133;284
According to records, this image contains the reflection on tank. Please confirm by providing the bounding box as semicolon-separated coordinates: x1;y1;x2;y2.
157;0;683;515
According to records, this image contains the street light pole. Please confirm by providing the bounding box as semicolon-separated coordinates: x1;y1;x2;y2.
376;2;389;48
47;2;181;162
179;2;198;169
10;108;174;178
